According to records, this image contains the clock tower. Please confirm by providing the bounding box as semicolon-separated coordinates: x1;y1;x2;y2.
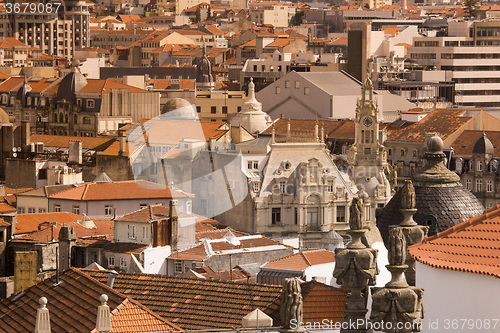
347;76;391;223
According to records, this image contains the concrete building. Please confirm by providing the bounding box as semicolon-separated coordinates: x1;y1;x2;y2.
249;4;296;28
0;0;90;58
407;20;500;111
255;70;414;120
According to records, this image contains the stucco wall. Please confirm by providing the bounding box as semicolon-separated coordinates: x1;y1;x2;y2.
415;261;500;333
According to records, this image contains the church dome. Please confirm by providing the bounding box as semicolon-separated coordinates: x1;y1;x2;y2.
0;107;9;123
377;134;484;243
56;65;87;102
161;98;197;119
472;132;494;156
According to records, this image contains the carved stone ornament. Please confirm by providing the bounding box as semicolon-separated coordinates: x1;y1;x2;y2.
349;196;364;231
333;247;379;290
401;180;416;210
280;277;303;331
388;227;406;266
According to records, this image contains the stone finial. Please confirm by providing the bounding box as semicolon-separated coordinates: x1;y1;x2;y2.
387;164;398;195
279;277;303;330
96;294;112;333
35;297;51;333
401;180;416;210
247;77;258;104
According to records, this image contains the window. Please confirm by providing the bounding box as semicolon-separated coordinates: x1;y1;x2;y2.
87;99;95;108
175;260;182;273
248;160;258;169
477;161;483;172
38;208;46;213
336;206;346;222
365;205;370;221
196;106;201;113
304;87;309;95
128;225;136;239
327;180;334;193
211;106;216;114
72;205;80;214
54;204;60;212
285;80;290;88
342;146;347;155
271;208;281;224
108;256;115;268
28;208;35;214
222;106;227;114
279;181;286;194
83;116;91;124
412;150;418;158
120;257;127;268
140;203;147;208
252;182;260;192
18;207;25;214
487;180;493;192
400;149;406;158
275;86;280;94
186;201;192;214
466;178;471;190
24;113;30;121
294;208;298;225
143;226;149;239
295;81;300;89
476;179;482;192
105;205;113;217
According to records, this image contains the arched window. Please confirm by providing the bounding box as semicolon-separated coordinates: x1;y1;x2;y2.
53;113;58;122
65;114;68;123
74;114;78;123
59;113;64;123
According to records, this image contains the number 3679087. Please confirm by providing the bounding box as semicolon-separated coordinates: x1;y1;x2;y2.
6;2;62;14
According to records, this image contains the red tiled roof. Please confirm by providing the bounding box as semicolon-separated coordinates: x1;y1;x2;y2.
263;249;335;271
385;109;473;143
30;134;115;151
265;38;292;48
0;203;15;213
409;205;500;278
0;218;9;227
49;180;192;201
15;212;86;234
452;130;500;158
301;281;347;325
118;204;170;222
147;78;195;90
196;228;249;241
80;79;148;93
184;265;251;282
79;268;282;330
104;242;150;254
0;268;181;332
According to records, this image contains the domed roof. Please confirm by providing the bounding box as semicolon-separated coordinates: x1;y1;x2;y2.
472;132;494;156
160;98;197;119
377;134;484;243
56;66;87;102
0;107;9;123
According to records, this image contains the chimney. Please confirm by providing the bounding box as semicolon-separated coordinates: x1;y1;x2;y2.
118;133;126;156
21;121;30;154
58;226;76;272
35;297;51;333
256;37;264;58
106;271;118;288
68;140;83;164
169;200;178;252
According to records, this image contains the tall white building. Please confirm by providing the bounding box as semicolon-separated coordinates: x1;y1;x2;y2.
0;0;90;58
407;21;500;110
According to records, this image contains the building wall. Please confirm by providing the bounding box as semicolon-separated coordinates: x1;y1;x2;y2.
5;159;36;190
114;221;152;244
415;262;500;333
304;262;336;286
195;91;246;122
16;196;49;215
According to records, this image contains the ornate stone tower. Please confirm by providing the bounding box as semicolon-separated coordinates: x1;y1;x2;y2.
347;76;391;225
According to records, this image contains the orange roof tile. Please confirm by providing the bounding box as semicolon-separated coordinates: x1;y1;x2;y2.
383;26;403;37
409;205;500;278
452;130;500;158
15;212;89;234
80;79;148;93
263;249;335;271
30;134;115;150
265;38;292;48
147;78;195;90
49;180;191;201
1;37;28;47
302;281;347;325
196;228;249;241
240;39;256;48
0;218;10;227
0;203;16;213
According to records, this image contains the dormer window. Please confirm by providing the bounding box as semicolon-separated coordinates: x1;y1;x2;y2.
87;99;95;108
477;161;483;172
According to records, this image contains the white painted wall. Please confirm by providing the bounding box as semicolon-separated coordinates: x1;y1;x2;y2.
415;261;500;333
143;245;171;274
304;262;336;286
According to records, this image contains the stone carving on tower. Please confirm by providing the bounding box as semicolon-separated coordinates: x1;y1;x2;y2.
333;196;379;333
196;41;214;91
347;76;391;225
370;186;425;332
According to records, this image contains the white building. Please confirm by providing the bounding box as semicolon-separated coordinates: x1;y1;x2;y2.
249;5;296;28
408;205;500;333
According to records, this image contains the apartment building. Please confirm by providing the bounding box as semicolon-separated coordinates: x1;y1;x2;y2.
407;21;500;109
0;0;90;58
249;5;296;28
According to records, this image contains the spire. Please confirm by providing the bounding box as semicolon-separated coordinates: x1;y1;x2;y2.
96;294;112;333
35;297;51;333
247;77;258;103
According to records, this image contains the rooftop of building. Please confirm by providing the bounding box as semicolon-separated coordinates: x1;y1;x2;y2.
262;249;336;271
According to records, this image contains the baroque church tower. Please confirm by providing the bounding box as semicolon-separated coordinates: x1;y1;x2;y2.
347;76;391;225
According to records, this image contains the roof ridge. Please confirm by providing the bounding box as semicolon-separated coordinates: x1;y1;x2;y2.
81;183;90;200
301;251;313;266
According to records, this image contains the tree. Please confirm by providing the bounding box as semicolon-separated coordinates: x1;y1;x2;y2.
464;0;479;19
194;7;201;23
290;11;304;26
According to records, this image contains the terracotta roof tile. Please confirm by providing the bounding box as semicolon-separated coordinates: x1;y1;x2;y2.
0;203;15;213
30;134;115;151
49;180;192;201
452;130;500;158
147;78;195;90
263;249;335;271
0;268;181;332
184;265;251;282
385;109;473;143
15;212;87;234
196;228;249;241
79;79;148;93
0;218;10;227
301;281;347;325
265;38;292;48
104;242;150;254
409;205;500;278
79;268;282;330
